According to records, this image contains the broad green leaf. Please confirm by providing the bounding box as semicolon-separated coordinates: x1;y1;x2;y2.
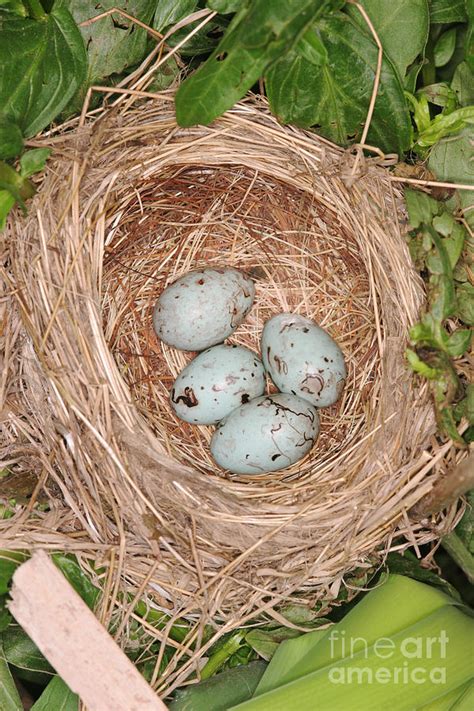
266;13;412;154
452;62;474;107
20;148;51;178
169;661;267;711
418;82;458;109
456;282;474;324
0;645;22;711
246;628;302;662
0;0;26;16
2;623;54;684
52;554;100;610
207;0;241;13
0;552;28;595
63;1;155;112
428;128;474;229
0;7;87;137
31;675;79;711
162;14;229;57
346;0;429;81
435;27;457;67
429;0;468;24
175;0;335;127
417;106;474;147
446;328;472;356
0;190;15;230
295;27;328;66
153;0;198;33
0;119;22;160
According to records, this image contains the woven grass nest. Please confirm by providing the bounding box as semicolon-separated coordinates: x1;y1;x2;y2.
4;91;463;677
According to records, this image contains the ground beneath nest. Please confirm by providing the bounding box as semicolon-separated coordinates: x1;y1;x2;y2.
101;166;379;483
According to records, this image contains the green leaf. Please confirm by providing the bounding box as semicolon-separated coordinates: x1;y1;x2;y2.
153;0;198;33
0;0;26;16
0;7;87;137
387;551;462;602
2;623;54;684
72;0;156;80
266;13;412;154
456;282;474;325
455;490;474;553
435;27;458;67
429;0;468;24
175;0;335;128
0;552;28;596
0;597;11;633
452;62;474;106
295;27;328;66
169;661;267;711
406;348;440;378
0;119;23;160
346;0;429;81
31;675;79;711
20;148;51;178
52;554;100;610
207;0;241;13
418;82;458;109
246;628;302;662
0;644;22;711
0;160;35;213
446;328;472;356
428;128;474;229
417;105;474;147
404;188;440;228
0;190;15;230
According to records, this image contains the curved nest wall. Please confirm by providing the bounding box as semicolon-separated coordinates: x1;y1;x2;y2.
5;95;456;621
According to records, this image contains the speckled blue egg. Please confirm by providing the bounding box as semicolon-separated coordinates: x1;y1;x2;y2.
153;268;255;351
210;393;319;475
261;313;347;408
170;344;266;425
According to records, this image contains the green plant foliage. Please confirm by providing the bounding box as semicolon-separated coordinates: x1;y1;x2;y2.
347;0;429;81
404;189;472;442
434;27;458;67
0;552;28;596
245;628;302;662
429;0;468;24
428;127;474;228
51;554;101;611
1;623;54;684
266;12;412;154
63;0;155;111
0;644;22;711
169;661;268;711
386;551;461;599
154;0;198;33
452;61;474;105
0;119;22;160
0;5;87;137
31;675;78;711
175;0;335;128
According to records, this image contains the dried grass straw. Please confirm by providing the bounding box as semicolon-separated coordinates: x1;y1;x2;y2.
1;89;466;692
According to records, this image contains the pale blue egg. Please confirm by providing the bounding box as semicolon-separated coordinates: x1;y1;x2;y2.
171;345;266;425
210;393;319;474
261;313;346;408
153;268;255;351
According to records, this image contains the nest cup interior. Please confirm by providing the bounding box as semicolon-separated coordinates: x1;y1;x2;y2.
102;165;377;483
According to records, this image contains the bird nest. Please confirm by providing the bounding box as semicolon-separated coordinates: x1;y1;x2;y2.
2;91;462;690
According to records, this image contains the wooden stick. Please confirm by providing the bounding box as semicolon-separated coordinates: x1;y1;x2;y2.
8;551;167;711
410;451;474;518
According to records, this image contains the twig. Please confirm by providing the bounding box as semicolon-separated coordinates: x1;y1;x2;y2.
347;1;383;179
79;7;164;42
